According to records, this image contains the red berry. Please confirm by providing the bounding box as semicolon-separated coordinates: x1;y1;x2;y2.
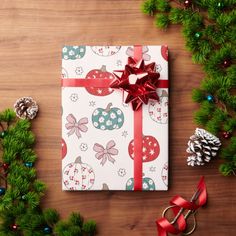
11;224;18;230
223;59;231;68
222;131;232;139
2;163;9;171
184;0;192;8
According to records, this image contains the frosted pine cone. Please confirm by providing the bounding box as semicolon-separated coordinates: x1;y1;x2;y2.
187;128;221;166
14;97;38;120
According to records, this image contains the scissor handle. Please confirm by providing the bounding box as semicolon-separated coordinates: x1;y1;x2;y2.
183;212;197;235
162;205;197;235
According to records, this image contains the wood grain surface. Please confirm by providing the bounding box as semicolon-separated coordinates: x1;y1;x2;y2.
0;1;235;235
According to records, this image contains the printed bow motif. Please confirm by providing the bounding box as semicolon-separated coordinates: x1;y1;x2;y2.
110;57;160;111
65;114;88;139
126;46;151;61
93;140;118;166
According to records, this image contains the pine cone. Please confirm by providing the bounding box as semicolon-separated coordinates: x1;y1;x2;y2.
14;97;38;120
187;128;221;166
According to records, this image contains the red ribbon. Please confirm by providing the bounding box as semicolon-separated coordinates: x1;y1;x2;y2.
61;45;168;190
156;176;207;236
110;57;160;111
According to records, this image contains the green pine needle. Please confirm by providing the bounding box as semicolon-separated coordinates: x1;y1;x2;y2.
155;13;169;28
0;110;96;235
142;0;236;176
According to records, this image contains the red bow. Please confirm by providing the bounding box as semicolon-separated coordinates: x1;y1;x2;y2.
110;57;160;111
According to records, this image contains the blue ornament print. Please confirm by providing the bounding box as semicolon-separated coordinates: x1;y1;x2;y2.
92;103;124;130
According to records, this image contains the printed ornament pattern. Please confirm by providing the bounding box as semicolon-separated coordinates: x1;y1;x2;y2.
149;90;168;124
126;177;156;191
63;156;95;190
161;45;168;61
62;46;86;60
92;103;124;130
62;139;67;159
62;45;169;191
91;46;121;57
161;163;168;187
85;65;114;96
62;68;68;79
128;135;160;162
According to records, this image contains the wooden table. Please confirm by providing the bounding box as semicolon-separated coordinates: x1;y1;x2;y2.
0;1;235;235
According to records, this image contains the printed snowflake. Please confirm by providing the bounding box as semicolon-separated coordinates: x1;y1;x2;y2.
118;168;126;177
89;101;96;107
70;93;78;102
156;64;162;73
122;131;128;138
143;182;148;189
99;117;105;123
75;66;84;75
110;113;116;119
80;143;88;151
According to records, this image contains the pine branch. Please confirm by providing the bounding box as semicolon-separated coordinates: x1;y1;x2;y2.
142;0;236;175
0;110;96;235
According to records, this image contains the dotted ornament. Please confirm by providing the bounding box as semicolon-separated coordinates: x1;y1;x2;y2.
149;90;168;124
161;163;168;187
62;139;67;159
62;46;86;60
85;65;114;96
91;46;121;57
92;103;124;130
161;45;168;61
126;177;156;191
128;135;160;162
63;156;95;190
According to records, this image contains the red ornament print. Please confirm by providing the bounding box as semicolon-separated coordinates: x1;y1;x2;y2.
63;156;95;190
85;65;114;96
62;138;67;159
161;45;168;61
128;135;160;162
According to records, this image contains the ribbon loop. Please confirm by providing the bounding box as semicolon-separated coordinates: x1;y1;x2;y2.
110;57;161;111
156;177;207;236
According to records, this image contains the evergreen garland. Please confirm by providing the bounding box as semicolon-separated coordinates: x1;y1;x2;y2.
142;0;236;176
0;109;96;236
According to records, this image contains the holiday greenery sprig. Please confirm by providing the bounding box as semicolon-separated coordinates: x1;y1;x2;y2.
142;0;236;175
0;109;96;236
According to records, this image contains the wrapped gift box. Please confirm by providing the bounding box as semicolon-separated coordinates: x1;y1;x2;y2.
61;45;169;191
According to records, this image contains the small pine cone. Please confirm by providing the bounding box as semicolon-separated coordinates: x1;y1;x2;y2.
14;97;38;120
186;128;221;166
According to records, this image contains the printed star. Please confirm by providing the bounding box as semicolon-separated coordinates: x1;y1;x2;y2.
149;149;155;155
122;131;128;138
97;89;102;94
142;147;147;152
143;155;147;160
149;166;156;172
89;101;96;107
116;60;122;66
